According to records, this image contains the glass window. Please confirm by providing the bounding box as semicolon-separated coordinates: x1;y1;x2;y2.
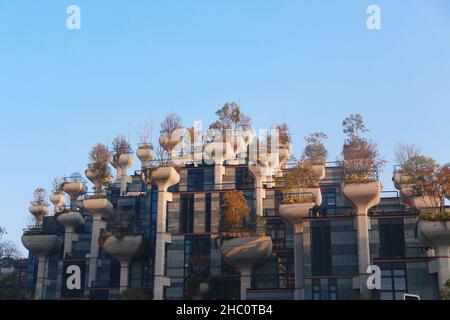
205;193;211;233
311;221;332;276
379;219;405;259
188;168;204;191
180;195;195;233
236;167;254;190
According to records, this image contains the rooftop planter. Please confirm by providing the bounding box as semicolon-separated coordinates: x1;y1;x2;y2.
110;136;134;178
102;234;143;261
62;181;87;200
56;211;84;229
49;192;66;213
83;196;113;217
159;113;184;159
393;146;449;210
28;188;51;225
136;143;154;166
343;181;382;213
21;234;62;257
220;236;273;271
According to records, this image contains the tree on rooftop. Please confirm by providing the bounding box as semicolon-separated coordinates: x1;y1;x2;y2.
304;132;328;165
31;188;48;206
111;135;132;160
88;143;112;192
340;114;386;182
209;102;251;135
160;113;182;138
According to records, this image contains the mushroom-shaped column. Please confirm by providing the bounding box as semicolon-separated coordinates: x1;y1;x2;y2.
50;192;66;214
110;154;134;194
57;212;84;257
248;163;270;217
418;220;450;288
136;144;154;168
279;188;322;300
21;235;62;300
343;181;381;293
83;198;113;288
275;146;291;178
103;235;143;292
28;205;51;226
204;142;234;189
221;236;273;300
149;166;180;300
63;181;87;206
160;135;182;160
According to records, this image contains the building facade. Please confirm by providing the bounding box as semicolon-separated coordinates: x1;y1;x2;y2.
21;153;443;300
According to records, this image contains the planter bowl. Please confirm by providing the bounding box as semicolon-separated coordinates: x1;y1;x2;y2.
83;198;113;217
63;182;87;199
21;235;62;257
220;236;273;272
151;167;180;191
28;205;51;219
57;211;84;229
417;220;450;252
279;202;314;227
50;193;66;210
343;181;381;213
103;235;143;261
137;147;154;165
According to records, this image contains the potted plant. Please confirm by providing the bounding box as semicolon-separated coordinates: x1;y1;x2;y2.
136;124;155;167
159;113;183;160
110;136;134;179
279;159;321;225
49;177;66;213
395;145;446;209
28;188;51;226
101;217;143;292
304;132;328;180
339;114;385;208
62;173;88;204
219;190;272;300
84;143;113;215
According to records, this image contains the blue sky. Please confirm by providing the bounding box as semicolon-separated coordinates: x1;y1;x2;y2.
1;0;449;254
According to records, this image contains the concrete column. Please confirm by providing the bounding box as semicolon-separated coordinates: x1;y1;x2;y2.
154;190;172;300
214;164;225;189
35;257;47;300
63;227;75;257
119;261;130;293
240;267;252;300
435;247;450;287
356;214;370;286
88;217;104;288
293;229;305;300
255;177;265;217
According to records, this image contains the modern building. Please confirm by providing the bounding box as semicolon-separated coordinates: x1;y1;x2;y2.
20;132;448;300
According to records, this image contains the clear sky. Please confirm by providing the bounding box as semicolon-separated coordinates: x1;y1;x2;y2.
1;0;449;254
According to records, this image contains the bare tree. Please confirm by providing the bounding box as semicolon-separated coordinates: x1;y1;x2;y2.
51;176;65;194
138;123;153;146
160;113;182;138
31;188;48;206
395;143;422;168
